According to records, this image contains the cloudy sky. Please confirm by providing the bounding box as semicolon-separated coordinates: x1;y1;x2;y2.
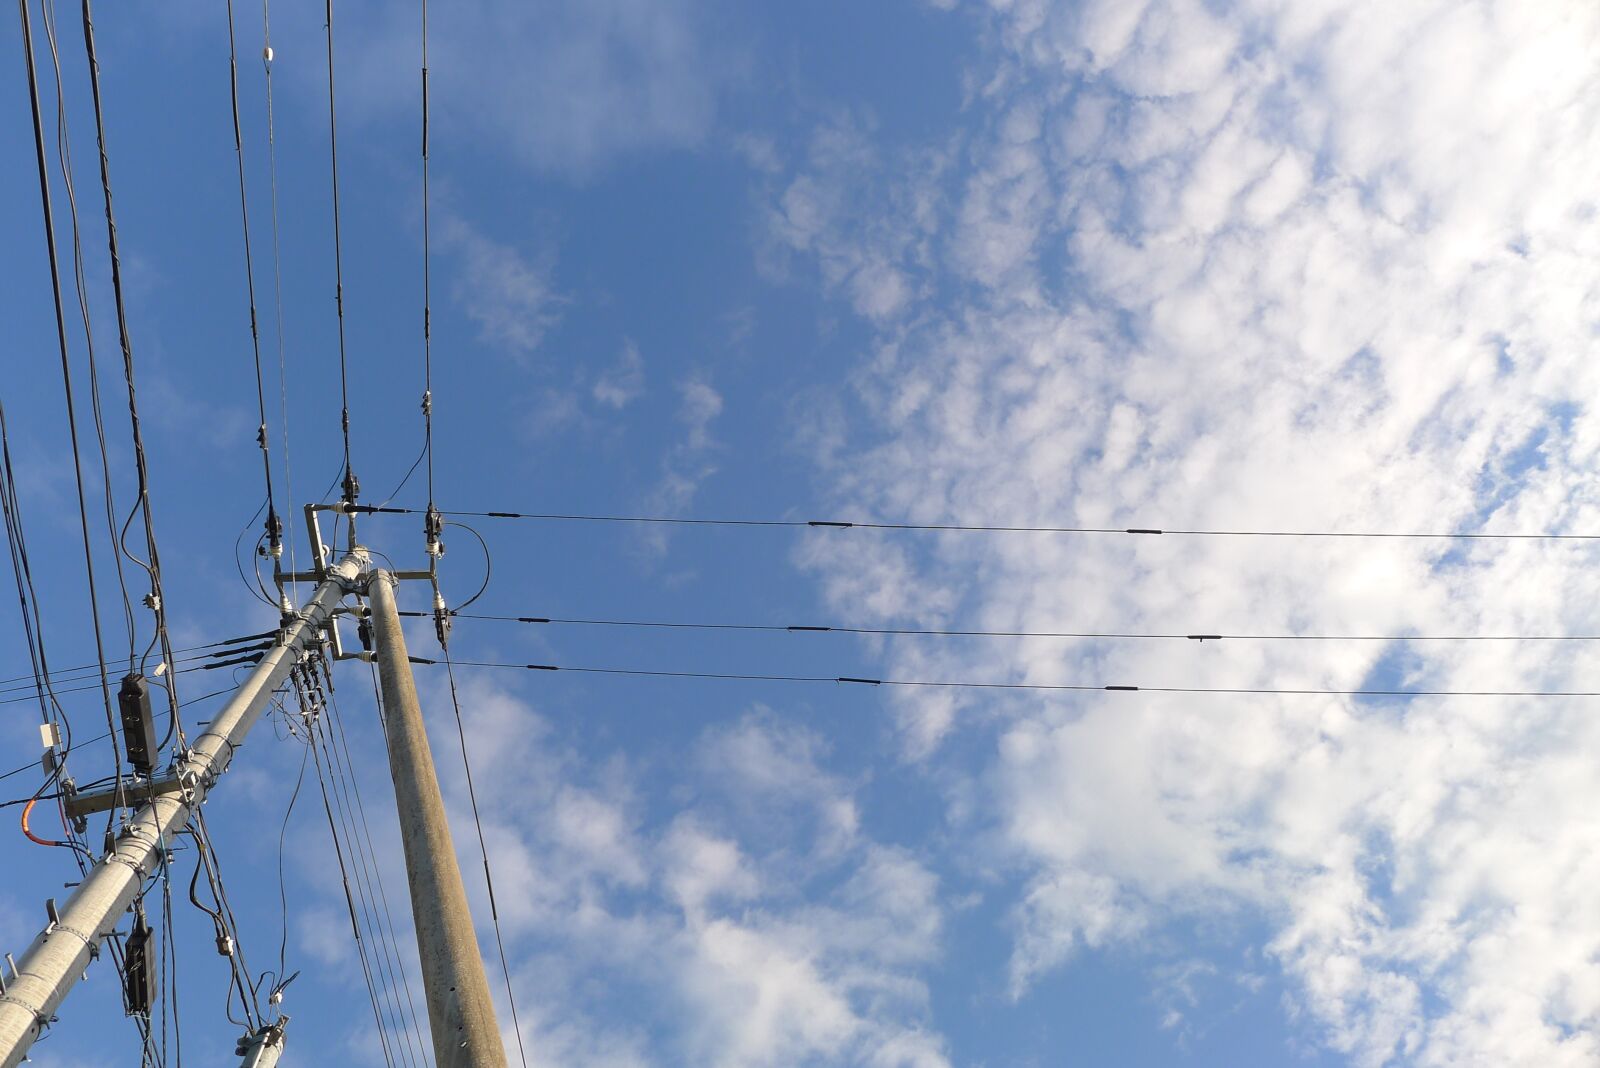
3;1;1599;1065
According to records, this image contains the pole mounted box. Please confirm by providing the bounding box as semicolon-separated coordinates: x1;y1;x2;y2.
118;673;158;777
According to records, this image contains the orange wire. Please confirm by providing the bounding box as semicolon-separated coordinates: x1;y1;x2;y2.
21;794;65;847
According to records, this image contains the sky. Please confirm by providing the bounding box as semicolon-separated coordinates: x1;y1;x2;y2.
2;1;1599;1065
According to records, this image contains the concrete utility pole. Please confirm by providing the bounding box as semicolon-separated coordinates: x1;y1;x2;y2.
0;548;369;1068
367;570;508;1068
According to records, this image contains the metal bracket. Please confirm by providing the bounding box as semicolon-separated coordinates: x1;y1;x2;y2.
64;776;185;821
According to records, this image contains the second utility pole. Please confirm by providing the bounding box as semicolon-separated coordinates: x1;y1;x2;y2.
367;570;509;1068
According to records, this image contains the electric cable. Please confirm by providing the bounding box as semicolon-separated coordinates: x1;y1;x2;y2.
39;0;137;667
20;0;124;823
224;0;283;565
0;685;236;790
259;0;297;595
413;609;1600;645
441;647;530;1068
305;661;425;1068
323;0;358;511
302;673;402;1068
326;672;431;1068
360;505;1600;542
82;0;191;752
416;657;1600;699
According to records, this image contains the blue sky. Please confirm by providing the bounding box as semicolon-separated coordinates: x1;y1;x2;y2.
3;1;1600;1065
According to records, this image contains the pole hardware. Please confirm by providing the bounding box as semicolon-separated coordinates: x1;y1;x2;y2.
0;549;368;1068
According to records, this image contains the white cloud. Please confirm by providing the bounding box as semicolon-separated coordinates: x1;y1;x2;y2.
777;0;1600;1062
592;341;645;409
428;679;950;1066
437;212;562;358
678;379;724;453
345;0;728;178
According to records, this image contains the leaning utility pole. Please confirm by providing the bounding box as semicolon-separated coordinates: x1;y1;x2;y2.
0;548;369;1068
367;570;509;1068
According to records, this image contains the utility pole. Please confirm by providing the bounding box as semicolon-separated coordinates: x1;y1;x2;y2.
0;548;368;1068
367;570;509;1068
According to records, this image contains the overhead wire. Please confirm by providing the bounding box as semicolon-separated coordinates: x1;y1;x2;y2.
82;0;190;749
360;505;1600;541
0;686;237;789
323;0;358;511
440;648;530;1068
309;666;427;1068
300;669;402;1068
224;0;283;564
19;0;124;823
259;0;296;594
416;656;1600;699
328;666;430;1067
40;0;137;667
412;608;1600;645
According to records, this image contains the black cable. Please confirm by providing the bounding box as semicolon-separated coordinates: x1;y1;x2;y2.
0;639;275;697
273;738;309;1013
441;648;529;1068
305;661;422;1068
260;0;298;595
419;609;1600;645
445;519;490;609
323;0;357;510
0;398;69;746
0;686;235;787
0;630;274;691
364;506;1600;542
224;0;282;560
20;0;123;818
304;683;400;1068
82;0;189;748
420;657;1600;699
40;0;136;667
0;663;228;708
329;671;430;1067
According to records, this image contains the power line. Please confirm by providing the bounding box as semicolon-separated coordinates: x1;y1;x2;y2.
0;660;247;708
20;0;123;810
259;0;296;591
414;657;1600;699
39;0;137;666
408;609;1600;644
82;0;191;750
224;0;282;560
440;647;529;1068
0;630;275;692
359;506;1600;541
323;0;357;510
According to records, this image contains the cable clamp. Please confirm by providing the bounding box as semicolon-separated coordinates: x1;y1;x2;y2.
142;592;161;612
421;390;432;416
425;506;445;558
432;588;451;649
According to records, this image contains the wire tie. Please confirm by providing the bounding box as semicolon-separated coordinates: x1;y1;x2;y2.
788;625;832;632
1105;685;1139;691
838;676;881;685
1125;528;1163;535
809;520;853;528
527;664;558;672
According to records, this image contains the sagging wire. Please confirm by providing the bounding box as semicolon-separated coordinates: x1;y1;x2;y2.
224;0;285;579
294;663;406;1068
20;0;126;838
83;0;194;766
39;0;137;669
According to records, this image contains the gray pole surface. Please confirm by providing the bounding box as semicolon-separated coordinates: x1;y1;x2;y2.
0;549;368;1068
367;570;509;1068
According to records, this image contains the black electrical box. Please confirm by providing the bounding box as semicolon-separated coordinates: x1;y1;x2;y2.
124;906;157;1017
118;673;158;777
